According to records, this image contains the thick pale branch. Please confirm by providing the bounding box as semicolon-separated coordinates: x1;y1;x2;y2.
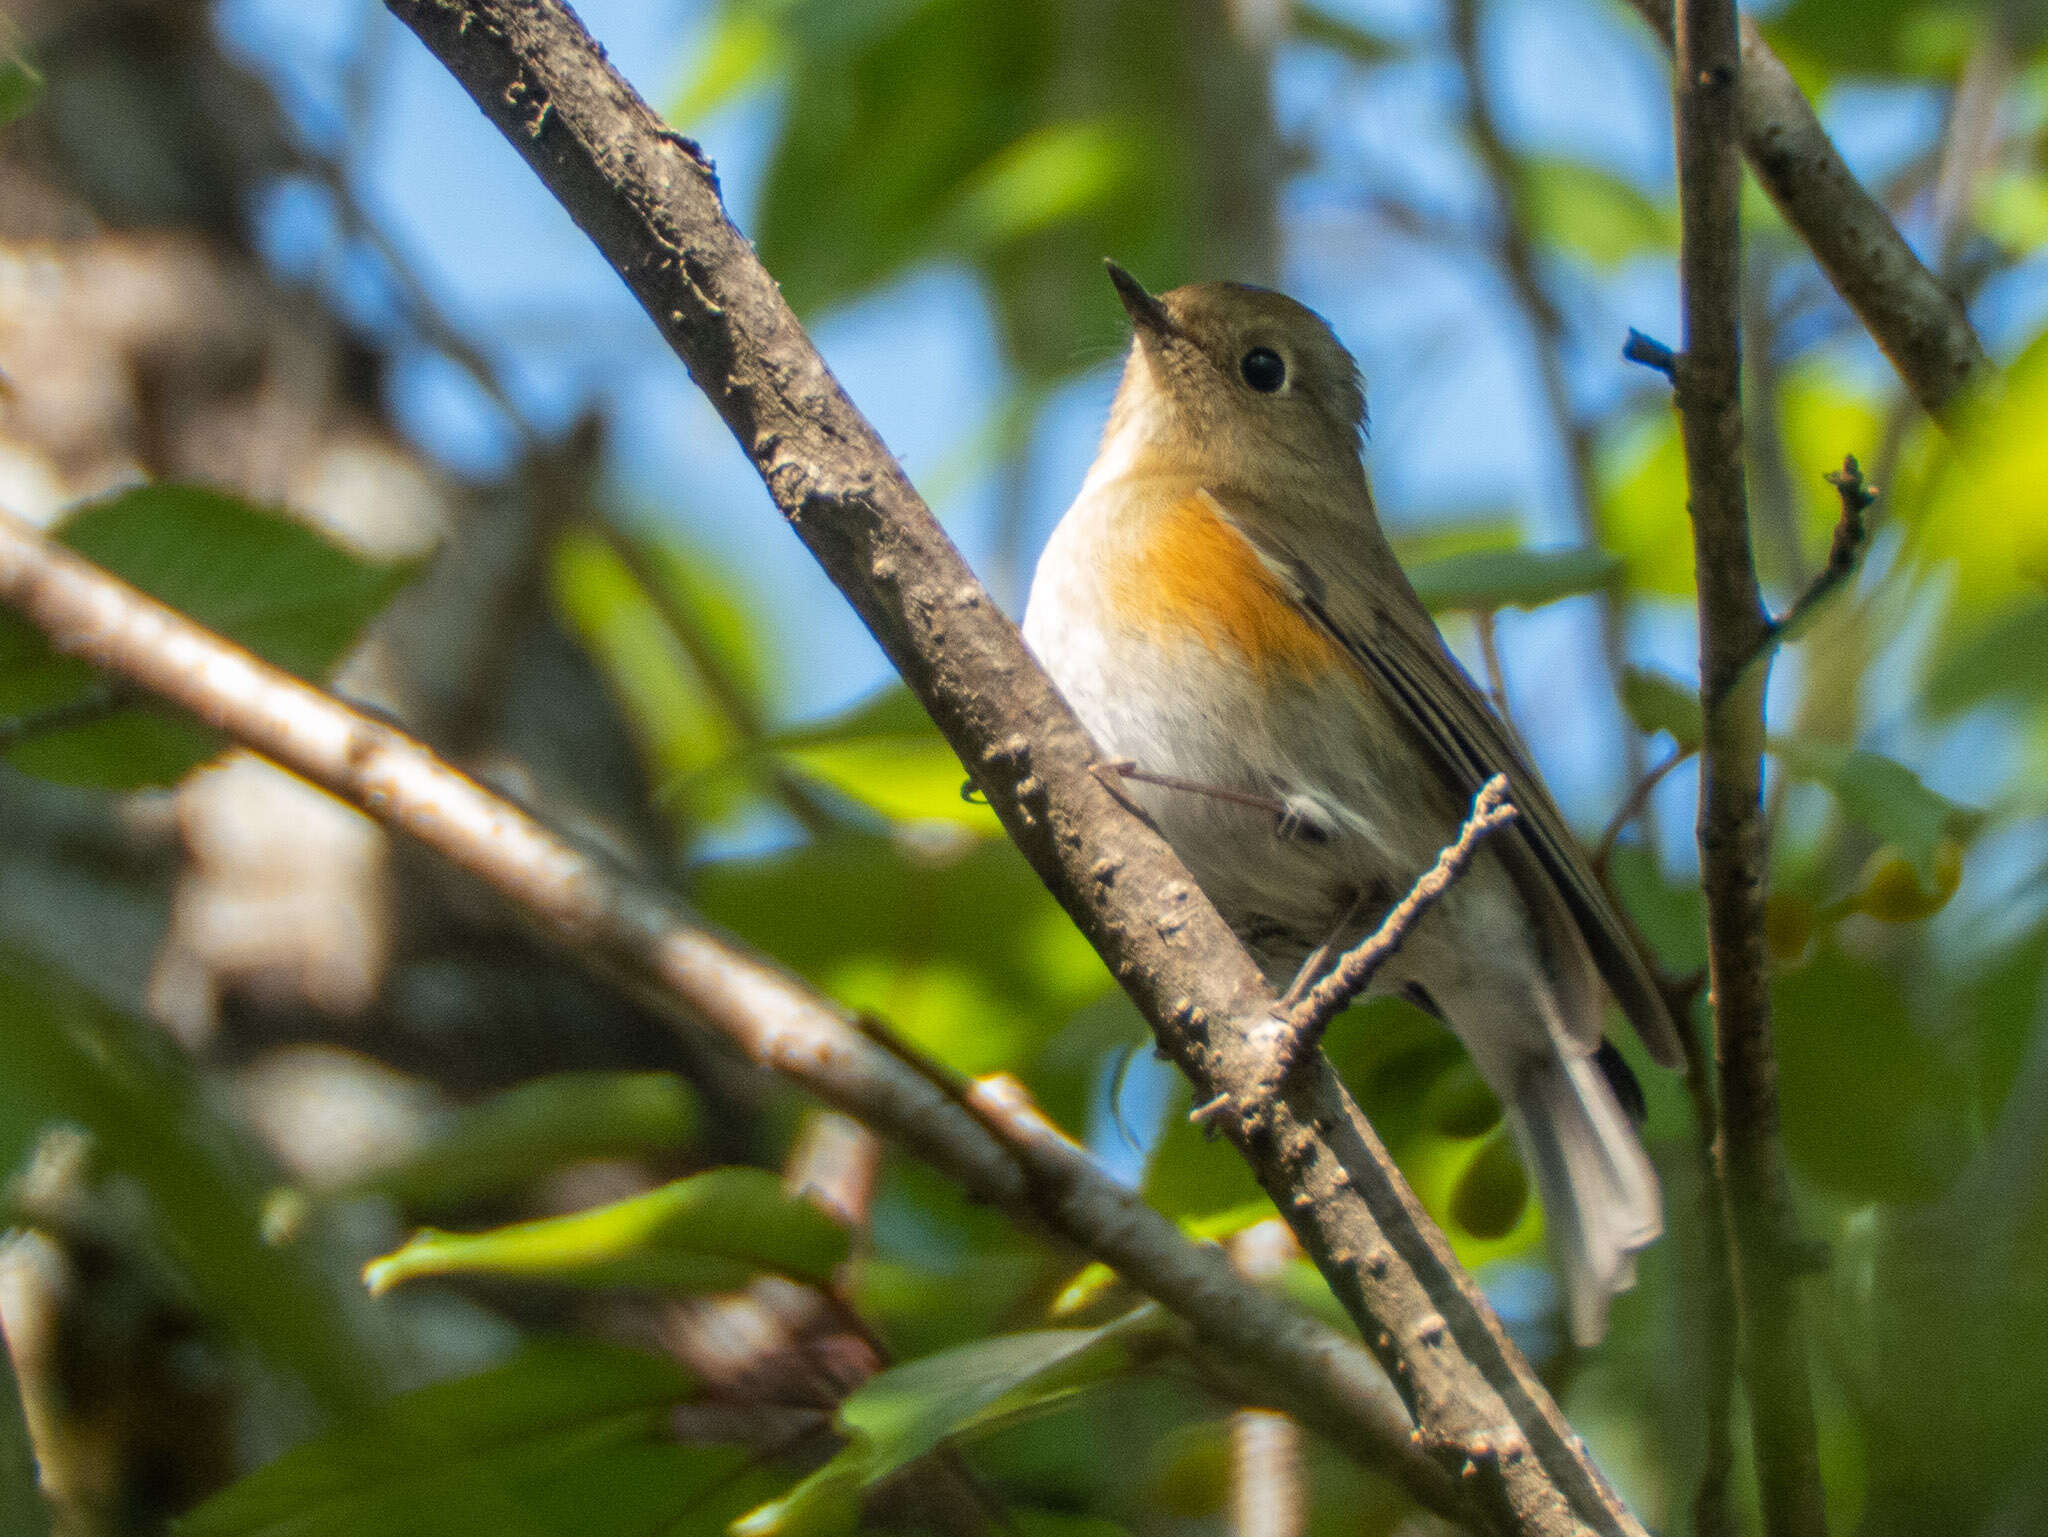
1627;0;1991;419
1669;1;1829;1533
367;4;1651;1531
0;504;1454;1518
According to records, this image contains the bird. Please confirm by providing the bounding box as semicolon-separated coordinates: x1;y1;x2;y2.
1021;263;1682;1344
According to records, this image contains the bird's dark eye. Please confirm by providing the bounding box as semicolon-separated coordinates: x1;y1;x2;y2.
1240;347;1286;393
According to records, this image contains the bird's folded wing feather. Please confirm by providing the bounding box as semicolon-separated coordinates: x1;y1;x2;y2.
1198;487;1682;1067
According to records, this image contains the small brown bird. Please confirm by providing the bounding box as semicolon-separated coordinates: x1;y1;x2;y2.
1023;264;1681;1343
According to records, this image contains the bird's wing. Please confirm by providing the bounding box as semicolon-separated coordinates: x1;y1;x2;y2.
1198;487;1682;1066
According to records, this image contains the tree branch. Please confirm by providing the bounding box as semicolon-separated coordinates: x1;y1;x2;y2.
0;502;1459;1521
1625;0;1991;419
361;5;1656;1531
1669;2;1829;1534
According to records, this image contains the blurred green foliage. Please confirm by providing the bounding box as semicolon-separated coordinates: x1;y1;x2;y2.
5;0;2048;1535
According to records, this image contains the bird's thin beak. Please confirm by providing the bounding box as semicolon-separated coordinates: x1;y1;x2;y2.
1105;260;1176;341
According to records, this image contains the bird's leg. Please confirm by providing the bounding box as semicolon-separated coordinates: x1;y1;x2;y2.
1096;762;1335;845
1277;883;1385;1011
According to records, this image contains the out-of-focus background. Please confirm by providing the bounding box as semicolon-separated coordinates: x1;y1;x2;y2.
0;0;2044;1533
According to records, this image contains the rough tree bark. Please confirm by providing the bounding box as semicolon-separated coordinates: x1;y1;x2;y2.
353;2;1652;1533
1628;0;1991;419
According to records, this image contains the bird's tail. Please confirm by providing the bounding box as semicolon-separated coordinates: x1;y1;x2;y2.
1504;1049;1662;1346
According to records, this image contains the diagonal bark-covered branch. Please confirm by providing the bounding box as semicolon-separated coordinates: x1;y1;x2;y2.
1626;0;1991;420
362;3;1650;1532
1668;3;1829;1535
0;502;1459;1519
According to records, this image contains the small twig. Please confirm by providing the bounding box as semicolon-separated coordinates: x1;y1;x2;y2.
1281;776;1517;1056
1473;609;1512;726
1770;457;1876;645
1100;760;1292;820
0;503;1457;1519
1623;329;1678;382
1592;745;1697;879
0;682;132;751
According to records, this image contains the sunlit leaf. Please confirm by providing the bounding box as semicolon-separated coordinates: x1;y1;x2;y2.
771;685;997;833
1922;598;2048;719
1619;666;1703;752
547;528;768;830
1597;411;1694;597
1408;544;1619;612
1514;157;1675;268
693;831;1108;1078
178;1341;755;1537
1770;737;1985;883
1912;324;2048;611
942;120;1139;252
1766;0;1977;81
0;946;378;1413
345;1073;700;1211
670;7;784;125
735;1313;1156;1537
363;1166;850;1296
0;485;414;789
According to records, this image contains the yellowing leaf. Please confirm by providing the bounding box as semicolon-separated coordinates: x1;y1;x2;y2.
1514;157;1675;268
1597;411;1694;597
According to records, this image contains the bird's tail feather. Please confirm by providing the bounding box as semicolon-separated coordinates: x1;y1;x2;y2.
1506;1050;1662;1346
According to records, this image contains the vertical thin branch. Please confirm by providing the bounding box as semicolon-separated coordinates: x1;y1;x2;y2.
1228;1221;1305;1537
1670;3;1829;1536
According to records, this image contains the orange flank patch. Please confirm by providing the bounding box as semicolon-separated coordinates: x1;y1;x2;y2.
1114;494;1343;679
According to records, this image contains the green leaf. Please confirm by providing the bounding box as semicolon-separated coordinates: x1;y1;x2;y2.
0;484;414;789
0;946;379;1413
942;120;1139;252
1770;738;1985;883
1513;157;1675;268
346;1072;700;1211
1406;544;1620;612
1597;410;1697;598
0;1329;48;1537
363;1166;851;1296
735;1314;1155;1537
1772;940;1973;1202
670;8;784;125
178;1340;753;1537
771;685;995;832
693;832;1109;1082
1619;666;1703;752
547;528;769;831
1922;598;2048;719
1290;3;1403;62
0;44;41;130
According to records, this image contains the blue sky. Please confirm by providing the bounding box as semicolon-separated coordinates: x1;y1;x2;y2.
211;0;1984;863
